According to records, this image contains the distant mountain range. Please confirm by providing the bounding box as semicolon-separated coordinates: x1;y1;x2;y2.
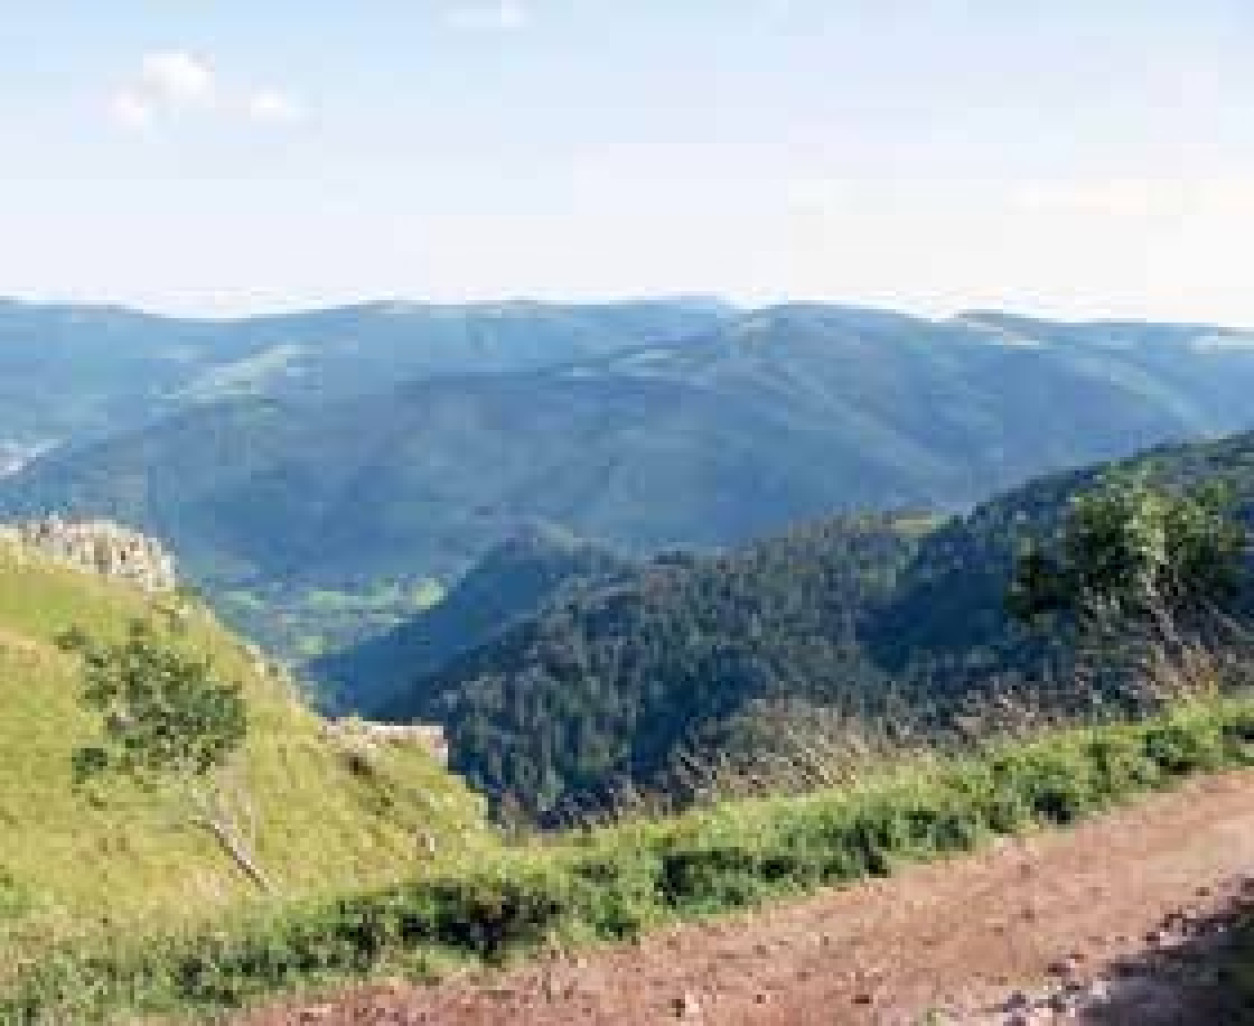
4;297;1254;683
0;296;735;449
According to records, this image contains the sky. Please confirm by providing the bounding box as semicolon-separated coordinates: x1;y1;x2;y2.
2;0;1253;324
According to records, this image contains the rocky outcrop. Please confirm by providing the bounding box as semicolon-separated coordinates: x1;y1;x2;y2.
0;515;177;593
323;719;449;765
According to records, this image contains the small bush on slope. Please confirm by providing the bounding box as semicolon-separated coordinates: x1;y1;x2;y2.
4;696;1251;1023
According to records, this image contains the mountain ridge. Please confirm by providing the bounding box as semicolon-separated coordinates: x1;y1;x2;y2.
8;299;1254;677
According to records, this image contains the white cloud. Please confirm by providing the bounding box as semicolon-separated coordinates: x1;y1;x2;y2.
108;51;306;131
139;51;215;109
108;90;154;131
446;1;528;32
246;89;303;125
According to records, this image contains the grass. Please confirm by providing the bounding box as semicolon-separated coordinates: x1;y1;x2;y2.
3;692;1252;1023
0;544;490;983
3;540;1252;1023
214;578;447;672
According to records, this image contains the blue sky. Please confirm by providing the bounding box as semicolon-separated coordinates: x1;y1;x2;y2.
3;1;1252;322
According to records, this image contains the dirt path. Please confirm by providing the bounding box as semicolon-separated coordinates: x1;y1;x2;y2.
246;772;1254;1025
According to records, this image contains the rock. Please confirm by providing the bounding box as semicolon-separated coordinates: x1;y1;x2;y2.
3;515;177;592
1046;990;1072;1013
325;719;450;764
298;1007;334;1023
1002;990;1033;1013
672;991;702;1019
1084;979;1112;1004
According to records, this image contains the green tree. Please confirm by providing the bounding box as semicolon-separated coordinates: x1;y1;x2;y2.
1008;473;1245;634
61;620;271;890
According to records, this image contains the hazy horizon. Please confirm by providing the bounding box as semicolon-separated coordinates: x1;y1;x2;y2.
5;1;1252;324
5;290;1254;334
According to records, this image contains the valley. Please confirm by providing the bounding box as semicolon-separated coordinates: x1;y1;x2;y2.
7;300;1254;689
3;300;1254;1022
8;6;1254;1021
358;428;1254;822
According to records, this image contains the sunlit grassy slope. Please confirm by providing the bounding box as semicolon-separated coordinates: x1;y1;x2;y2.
0;541;491;958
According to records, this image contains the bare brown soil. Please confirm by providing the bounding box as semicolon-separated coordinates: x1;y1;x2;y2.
244;771;1254;1025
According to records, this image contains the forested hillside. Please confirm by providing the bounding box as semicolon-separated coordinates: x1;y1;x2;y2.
870;430;1254;708
313;523;629;712
378;513;931;819
378;430;1254;820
